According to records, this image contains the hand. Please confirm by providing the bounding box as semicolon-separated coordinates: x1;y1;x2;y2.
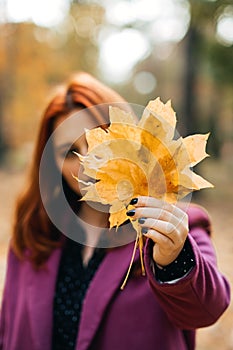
127;196;189;267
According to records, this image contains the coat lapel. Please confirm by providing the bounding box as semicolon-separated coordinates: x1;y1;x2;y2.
76;242;138;350
27;248;62;350
26;239;137;350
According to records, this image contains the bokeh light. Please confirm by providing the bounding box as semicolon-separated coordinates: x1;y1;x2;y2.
73;16;96;39
133;71;157;94
5;0;69;27
98;0;190;83
216;6;233;46
99;28;151;83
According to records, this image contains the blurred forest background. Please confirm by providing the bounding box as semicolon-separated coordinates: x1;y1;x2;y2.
0;0;232;349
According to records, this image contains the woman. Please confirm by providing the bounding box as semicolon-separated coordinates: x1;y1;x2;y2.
0;72;230;350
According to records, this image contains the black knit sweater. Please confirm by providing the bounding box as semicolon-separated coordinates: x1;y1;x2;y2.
52;237;105;350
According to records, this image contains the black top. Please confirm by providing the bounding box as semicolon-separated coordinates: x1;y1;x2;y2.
52;237;105;350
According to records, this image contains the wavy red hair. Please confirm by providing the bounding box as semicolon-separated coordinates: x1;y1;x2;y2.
12;72;127;267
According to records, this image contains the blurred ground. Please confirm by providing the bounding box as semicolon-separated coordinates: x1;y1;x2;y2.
0;158;232;349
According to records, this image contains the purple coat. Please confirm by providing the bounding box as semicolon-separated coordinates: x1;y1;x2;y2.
0;205;230;350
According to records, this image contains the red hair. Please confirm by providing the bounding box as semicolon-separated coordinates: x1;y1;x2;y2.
12;72;127;267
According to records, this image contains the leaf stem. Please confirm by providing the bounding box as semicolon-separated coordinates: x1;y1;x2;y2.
120;234;139;290
138;228;145;276
120;225;145;290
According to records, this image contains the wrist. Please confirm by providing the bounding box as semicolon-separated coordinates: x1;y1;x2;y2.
154;246;184;268
153;238;195;282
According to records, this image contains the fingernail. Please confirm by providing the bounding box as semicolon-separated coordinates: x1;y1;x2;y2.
138;217;146;224
130;198;138;205
126;209;135;217
141;228;148;234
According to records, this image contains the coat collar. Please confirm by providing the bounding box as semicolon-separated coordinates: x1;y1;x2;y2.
27;248;62;350
26;241;137;350
76;242;137;350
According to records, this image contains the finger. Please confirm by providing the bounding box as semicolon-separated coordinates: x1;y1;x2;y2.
143;228;174;248
134;207;179;225
130;208;187;234
131;196;185;217
126;208;188;238
131;196;171;210
140;219;180;245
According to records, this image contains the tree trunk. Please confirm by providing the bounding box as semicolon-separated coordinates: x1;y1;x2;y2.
182;26;199;136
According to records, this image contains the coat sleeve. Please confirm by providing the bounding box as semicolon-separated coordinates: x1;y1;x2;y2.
144;204;231;330
0;295;5;349
0;249;10;350
0;247;22;349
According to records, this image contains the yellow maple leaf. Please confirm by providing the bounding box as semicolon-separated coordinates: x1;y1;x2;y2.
77;97;213;228
74;97;213;288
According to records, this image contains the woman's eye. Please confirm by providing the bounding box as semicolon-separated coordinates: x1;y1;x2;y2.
61;148;79;159
68;148;79;157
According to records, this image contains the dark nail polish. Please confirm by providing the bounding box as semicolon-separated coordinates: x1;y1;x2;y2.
126;209;135;217
141;228;148;234
138;217;146;224
130;198;138;205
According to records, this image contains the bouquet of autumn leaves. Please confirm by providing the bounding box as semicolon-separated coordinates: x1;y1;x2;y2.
74;98;213;288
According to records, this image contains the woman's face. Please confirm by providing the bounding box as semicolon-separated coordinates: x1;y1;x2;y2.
53;110;98;195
